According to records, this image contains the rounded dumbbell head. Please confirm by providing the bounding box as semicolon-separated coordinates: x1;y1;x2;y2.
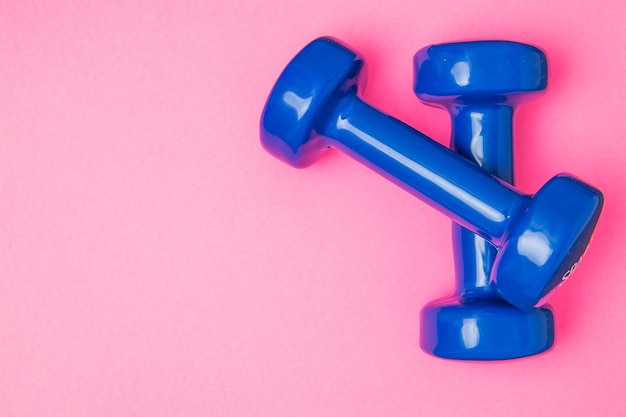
414;40;547;105
493;174;604;311
421;297;554;360
260;37;366;167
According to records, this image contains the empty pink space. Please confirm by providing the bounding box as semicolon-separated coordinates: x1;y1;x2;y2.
1;0;625;415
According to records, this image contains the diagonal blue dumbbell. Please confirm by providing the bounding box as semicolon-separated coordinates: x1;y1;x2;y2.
414;41;554;360
260;37;603;314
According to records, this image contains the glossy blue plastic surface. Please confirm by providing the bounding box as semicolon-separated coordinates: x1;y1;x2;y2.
259;37;604;313
415;41;554;360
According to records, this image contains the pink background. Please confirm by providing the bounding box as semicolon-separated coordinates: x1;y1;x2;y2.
1;0;625;415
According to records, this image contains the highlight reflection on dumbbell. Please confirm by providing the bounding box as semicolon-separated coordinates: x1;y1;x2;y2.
415;40;554;359
260;37;603;312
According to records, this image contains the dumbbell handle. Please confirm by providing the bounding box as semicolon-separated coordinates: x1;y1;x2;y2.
320;93;529;246
451;106;514;183
450;105;514;295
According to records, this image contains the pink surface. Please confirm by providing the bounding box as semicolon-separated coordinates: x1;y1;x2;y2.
1;0;625;415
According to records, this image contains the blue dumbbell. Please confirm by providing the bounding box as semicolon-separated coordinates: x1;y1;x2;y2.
414;41;554;360
260;37;603;313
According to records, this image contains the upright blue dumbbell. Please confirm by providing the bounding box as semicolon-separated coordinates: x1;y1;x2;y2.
414;41;554;360
260;37;603;314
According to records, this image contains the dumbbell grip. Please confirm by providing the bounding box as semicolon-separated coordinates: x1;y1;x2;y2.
321;93;530;245
450;105;514;296
451;105;515;183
